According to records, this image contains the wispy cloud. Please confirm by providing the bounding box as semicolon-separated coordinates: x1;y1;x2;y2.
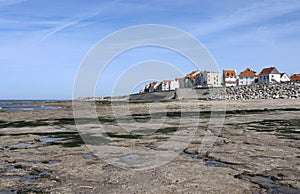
38;1;125;42
205;17;300;52
38;13;96;43
0;0;27;7
192;0;300;36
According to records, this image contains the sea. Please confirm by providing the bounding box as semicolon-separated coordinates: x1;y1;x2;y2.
0;100;64;112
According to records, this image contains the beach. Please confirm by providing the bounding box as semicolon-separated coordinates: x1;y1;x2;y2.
0;99;300;193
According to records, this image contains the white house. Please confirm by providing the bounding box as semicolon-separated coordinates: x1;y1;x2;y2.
170;80;179;90
161;80;171;91
280;73;290;82
149;82;161;92
238;68;257;86
194;70;221;88
258;67;281;84
176;77;186;88
223;70;237;87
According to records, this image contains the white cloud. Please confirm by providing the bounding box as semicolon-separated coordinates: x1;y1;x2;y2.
192;0;300;36
0;0;27;7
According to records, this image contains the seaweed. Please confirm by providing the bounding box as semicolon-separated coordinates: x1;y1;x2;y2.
105;132;142;139
156;127;178;134
0;117;117;129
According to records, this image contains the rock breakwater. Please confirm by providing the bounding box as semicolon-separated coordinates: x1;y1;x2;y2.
212;82;300;100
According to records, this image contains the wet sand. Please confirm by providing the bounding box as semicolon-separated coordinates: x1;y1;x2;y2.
0;99;300;193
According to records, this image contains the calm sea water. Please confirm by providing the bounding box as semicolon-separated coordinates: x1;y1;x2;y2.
0;100;64;112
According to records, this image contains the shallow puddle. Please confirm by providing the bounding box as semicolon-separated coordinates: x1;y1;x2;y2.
8;143;30;148
178;151;198;159
38;137;66;143
81;154;94;159
238;174;300;194
0;185;35;194
6;165;17;170
1;168;50;181
205;160;227;167
2;174;38;182
120;154;141;163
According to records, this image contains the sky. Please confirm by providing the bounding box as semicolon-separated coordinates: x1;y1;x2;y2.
1;0;300;99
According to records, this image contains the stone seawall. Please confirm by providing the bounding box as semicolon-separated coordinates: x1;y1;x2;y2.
175;88;218;100
129;91;175;101
212;82;300;100
129;82;300;101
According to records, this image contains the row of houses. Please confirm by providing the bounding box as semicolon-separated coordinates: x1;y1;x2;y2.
140;67;300;93
140;70;221;93
223;67;299;87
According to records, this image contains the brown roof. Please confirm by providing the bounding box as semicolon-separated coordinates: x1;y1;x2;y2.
176;77;185;81
259;67;280;75
223;70;236;78
239;68;257;77
185;71;200;80
162;80;171;83
290;74;300;81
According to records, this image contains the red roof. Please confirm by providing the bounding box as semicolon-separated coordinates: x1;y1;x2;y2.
239;68;257;77
259;67;280;75
162;80;171;83
185;71;199;80
290;74;300;81
176;77;185;81
223;70;236;78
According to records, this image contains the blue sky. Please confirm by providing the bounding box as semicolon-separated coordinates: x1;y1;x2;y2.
1;0;300;99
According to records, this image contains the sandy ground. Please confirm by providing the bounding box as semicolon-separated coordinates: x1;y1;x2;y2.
0;99;300;193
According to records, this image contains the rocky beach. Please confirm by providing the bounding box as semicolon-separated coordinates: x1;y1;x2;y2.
0;99;300;193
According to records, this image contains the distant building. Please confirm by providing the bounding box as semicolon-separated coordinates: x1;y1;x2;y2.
258;67;281;84
223;70;237;87
184;70;200;88
161;80;171;91
176;77;186;88
156;82;162;92
280;73;290;82
290;74;300;81
149;82;161;92
144;83;151;93
194;70;221;88
238;68;257;86
194;72;207;87
184;78;193;88
170;80;179;90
